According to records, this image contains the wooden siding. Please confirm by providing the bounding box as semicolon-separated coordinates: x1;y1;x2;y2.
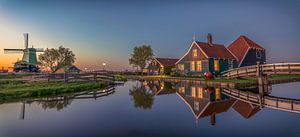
148;59;162;74
240;49;266;67
176;43;209;76
176;43;238;76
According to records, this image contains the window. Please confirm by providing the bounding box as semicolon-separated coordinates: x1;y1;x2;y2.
196;61;202;71
214;59;219;71
192;49;197;57
256;50;261;59
179;87;185;94
197;87;203;98
190;61;195;71
215;88;221;100
194;101;199;111
178;64;184;71
191;87;196;97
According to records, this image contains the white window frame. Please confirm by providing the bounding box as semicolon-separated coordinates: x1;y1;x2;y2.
192;49;197;57
256;50;262;59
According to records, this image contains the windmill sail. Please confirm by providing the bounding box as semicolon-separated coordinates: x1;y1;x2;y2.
3;33;43;72
4;49;24;53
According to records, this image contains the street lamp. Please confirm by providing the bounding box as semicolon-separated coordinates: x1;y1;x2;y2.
102;62;106;71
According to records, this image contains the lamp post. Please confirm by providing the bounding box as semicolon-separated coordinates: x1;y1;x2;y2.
102;62;106;71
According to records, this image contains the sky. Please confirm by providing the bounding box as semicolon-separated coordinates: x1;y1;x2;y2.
0;0;300;70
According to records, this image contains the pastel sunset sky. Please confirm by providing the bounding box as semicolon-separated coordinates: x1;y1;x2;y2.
0;0;300;70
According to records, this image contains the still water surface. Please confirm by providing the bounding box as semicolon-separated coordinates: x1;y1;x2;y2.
0;81;299;137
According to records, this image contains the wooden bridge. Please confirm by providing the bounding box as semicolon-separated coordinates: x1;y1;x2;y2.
222;88;300;113
23;72;116;83
221;62;300;78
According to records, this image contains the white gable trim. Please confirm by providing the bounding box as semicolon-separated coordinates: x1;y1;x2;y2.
176;92;199;119
175;41;209;64
226;48;238;61
238;47;250;67
153;58;164;67
196;102;211;119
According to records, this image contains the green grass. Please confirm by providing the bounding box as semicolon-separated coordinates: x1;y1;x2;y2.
135;74;300;84
0;80;107;101
114;74;128;81
267;74;300;81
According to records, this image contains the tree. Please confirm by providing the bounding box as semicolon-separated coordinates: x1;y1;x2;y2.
38;46;76;73
129;45;153;73
129;82;154;109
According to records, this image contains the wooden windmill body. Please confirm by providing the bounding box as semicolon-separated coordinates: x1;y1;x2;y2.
4;33;44;72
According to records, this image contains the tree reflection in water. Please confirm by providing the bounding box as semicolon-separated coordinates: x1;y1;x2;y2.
37;97;73;111
129;81;154;109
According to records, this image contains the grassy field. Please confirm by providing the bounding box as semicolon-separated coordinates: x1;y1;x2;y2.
0;79;108;101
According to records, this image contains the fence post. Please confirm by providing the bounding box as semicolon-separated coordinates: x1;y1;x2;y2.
94;73;97;82
273;64;276;74
64;73;68;83
256;61;261;76
288;64;291;74
47;74;50;82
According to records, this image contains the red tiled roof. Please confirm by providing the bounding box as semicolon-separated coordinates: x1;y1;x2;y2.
200;99;235;118
195;41;236;60
232;100;261;119
155;58;179;66
227;35;265;63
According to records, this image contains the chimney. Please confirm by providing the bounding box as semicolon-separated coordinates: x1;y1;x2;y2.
210;113;216;125
207;33;212;45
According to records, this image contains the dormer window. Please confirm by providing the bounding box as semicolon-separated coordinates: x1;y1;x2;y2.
192;49;197;57
256;50;261;59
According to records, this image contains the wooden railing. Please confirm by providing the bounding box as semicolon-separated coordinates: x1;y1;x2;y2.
29;85;116;102
20;85;115;119
221;62;300;78
29;72;115;83
222;88;300;113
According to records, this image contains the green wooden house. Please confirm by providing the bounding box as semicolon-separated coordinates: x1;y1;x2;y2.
175;34;238;76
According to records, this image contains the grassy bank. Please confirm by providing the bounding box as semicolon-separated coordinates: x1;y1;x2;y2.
127;74;300;87
0;80;108;101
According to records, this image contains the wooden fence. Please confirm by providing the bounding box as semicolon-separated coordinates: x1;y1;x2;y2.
221;62;300;78
20;85;115;119
31;72;115;83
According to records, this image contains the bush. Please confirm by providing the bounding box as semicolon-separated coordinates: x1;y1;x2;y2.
114;75;128;81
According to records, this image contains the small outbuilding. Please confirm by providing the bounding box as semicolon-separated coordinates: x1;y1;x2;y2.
227;35;266;67
56;65;81;74
147;58;178;75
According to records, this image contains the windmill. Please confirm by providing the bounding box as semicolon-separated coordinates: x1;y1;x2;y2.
4;33;44;72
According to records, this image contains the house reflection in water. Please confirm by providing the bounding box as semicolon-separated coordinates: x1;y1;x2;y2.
145;81;262;125
232;100;261;119
176;84;235;125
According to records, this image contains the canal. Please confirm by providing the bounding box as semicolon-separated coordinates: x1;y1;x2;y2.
0;81;299;137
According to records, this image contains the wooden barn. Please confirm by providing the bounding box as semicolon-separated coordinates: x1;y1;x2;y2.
227;35;266;67
147;58;178;75
175;34;237;76
56;65;81;74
